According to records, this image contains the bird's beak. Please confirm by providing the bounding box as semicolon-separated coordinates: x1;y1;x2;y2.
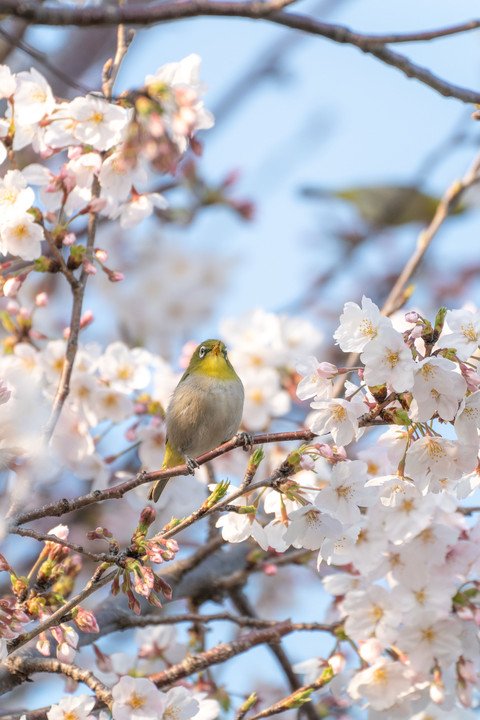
212;341;222;356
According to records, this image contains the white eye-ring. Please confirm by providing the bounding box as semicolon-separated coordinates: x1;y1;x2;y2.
199;346;207;358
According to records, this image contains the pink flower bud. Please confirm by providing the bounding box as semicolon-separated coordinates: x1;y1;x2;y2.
410;325;424;339
36;635;51;657
108;271;124;283
456;679;473;708
262;563;277;576
6;300;19;315
67;146;83;160
328;652;346;675
82;198;107;214
458;659;477;684
48;524;69;541
82;260;97;275
405;311;420;323
125;426;138;442
95;249;108;263
19;307;31;321
80;310;94;329
134;565;154;596
57;641;76;663
460;364;480;392
430;681;445;704
317;362;338;379
139;506;156;527
35;292;48;307
64;232;76;247
74;607;99;634
299;454;315;471
223;169;241;187
3;277;21;298
358;638;383;664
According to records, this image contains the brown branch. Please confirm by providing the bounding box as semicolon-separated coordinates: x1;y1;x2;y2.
149;621;294;687
109;610;338;633
9;526;126;565
7;565;115;654
0;25;90;93
381;146;480;317
4;656;112;707
9;416;390;529
9;430;315;527
1;3;480;104
44;177;100;440
102;20;132;101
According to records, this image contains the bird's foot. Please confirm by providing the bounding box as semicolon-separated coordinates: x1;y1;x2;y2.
236;431;255;451
185;455;200;474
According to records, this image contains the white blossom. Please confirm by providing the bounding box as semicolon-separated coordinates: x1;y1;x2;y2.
361;325;415;391
436;308;480;360
309;396;365;446
47;694;95;720
334;295;392;352
347;658;415;711
409;356;466;422
111;675;166;720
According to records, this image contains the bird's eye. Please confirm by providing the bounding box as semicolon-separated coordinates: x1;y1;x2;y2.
199;346;207;358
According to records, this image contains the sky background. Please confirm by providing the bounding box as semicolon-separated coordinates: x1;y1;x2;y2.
25;0;480;357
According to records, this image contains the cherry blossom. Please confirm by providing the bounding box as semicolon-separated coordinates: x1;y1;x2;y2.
46;694;95;720
361;325;416;391
436;308;480;360
308;396;365;445
111;675;166;720
334;295;392;352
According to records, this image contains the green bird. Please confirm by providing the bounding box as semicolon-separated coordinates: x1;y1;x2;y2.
148;339;245;502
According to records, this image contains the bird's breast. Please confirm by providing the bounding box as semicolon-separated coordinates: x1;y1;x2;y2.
166;373;244;458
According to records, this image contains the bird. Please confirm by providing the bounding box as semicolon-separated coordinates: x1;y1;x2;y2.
148;339;245;502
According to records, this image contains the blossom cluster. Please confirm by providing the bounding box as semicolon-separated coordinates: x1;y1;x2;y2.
0;54;212;271
254;297;480;718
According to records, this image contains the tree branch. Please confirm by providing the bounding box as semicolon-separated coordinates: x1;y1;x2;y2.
149;621;294;687
1;2;479;104
4;656;112;707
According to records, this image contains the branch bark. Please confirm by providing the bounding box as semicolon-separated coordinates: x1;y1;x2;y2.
1;2;479;103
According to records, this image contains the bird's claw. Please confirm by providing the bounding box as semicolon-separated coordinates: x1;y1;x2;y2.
236;431;255;451
185;455;200;474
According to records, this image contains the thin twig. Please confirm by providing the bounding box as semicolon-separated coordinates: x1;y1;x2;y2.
44;177;100;440
9;526;125;565
333;145;480;396
244;675;331;720
105;610;338;633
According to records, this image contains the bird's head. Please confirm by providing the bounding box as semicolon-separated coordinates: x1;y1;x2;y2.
186;339;235;379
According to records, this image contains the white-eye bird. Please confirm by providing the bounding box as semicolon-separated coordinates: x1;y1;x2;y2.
148;339;245;502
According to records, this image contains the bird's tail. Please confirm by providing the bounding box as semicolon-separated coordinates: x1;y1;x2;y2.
148;441;185;503
148;476;170;503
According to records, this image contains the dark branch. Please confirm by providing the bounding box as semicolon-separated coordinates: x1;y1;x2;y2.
0;2;479;104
